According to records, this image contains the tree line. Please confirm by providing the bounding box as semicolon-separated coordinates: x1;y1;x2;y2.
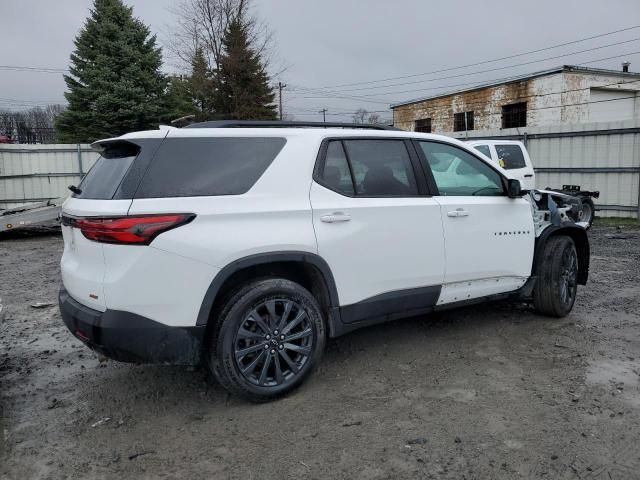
0;105;65;144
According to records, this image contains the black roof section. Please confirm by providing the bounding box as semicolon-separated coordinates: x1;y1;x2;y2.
184;120;398;130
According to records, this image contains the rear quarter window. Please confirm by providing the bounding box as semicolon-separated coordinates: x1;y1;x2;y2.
135;137;286;198
473;144;492;159
75;143;139;199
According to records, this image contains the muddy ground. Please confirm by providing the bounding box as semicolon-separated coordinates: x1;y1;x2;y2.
1;224;639;479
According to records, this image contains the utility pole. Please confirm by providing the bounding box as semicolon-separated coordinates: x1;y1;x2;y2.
278;82;287;120
319;108;328;123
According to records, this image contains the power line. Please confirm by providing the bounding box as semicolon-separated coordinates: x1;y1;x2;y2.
0;65;68;73
287;50;640;104
290;42;640;101
305;25;640;90
301;37;640;95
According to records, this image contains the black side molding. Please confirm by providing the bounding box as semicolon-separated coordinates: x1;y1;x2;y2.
340;286;441;324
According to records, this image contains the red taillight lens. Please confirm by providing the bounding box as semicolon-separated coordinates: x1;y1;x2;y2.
63;214;195;245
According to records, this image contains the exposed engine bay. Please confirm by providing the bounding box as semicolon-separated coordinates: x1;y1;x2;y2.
528;189;589;236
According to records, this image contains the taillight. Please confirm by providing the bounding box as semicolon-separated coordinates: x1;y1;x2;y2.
61;214;195;245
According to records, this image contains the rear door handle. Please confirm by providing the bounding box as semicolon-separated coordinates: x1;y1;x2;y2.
524;174;534;178
321;212;351;223
447;208;469;217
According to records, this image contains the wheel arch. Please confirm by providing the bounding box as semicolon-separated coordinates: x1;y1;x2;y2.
196;251;341;336
533;223;590;285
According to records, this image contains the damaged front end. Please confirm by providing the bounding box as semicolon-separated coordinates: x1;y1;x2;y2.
527;189;589;237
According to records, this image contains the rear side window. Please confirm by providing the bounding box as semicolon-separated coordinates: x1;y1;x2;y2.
135;137;286;198
75;143;139;199
495;144;526;169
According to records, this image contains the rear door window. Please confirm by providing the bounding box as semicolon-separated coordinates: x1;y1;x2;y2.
75;143;139;199
495;144;526;169
135;137;286;198
342;140;418;196
318;141;355;195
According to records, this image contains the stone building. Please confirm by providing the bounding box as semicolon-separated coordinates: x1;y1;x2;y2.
392;65;640;133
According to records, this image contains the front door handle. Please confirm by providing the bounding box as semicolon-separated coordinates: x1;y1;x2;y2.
321;212;351;223
447;208;469;217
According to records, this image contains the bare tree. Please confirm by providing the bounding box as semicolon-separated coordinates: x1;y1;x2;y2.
367;112;382;124
352;108;368;124
165;0;275;73
0;105;65;143
352;109;387;125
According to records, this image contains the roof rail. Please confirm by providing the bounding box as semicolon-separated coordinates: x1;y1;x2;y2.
184;120;398;131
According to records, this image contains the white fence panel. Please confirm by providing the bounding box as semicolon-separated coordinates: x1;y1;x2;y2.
0;144;99;209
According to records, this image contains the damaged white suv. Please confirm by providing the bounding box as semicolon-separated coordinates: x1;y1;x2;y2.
59;121;589;401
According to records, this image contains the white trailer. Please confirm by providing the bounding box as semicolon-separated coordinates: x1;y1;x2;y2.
0;197;65;233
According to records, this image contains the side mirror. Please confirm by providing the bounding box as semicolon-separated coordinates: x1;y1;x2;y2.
507;178;522;198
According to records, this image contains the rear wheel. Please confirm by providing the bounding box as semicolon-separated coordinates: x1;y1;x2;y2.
533;235;578;317
208;278;325;402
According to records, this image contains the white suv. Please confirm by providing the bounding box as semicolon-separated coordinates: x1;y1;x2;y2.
59;121;590;401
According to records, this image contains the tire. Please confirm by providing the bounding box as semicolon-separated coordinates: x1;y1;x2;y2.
533;235;579;317
579;198;595;228
207;278;326;402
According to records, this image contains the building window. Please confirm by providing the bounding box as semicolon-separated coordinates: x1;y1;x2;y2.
502;102;527;128
453;111;474;132
414;118;432;133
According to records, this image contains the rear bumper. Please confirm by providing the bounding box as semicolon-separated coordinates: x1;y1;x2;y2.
58;287;205;365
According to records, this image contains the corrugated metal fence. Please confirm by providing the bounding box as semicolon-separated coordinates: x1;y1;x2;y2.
0;144;98;210
448;119;640;218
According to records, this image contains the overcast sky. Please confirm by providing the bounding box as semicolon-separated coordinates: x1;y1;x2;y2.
2;0;640;122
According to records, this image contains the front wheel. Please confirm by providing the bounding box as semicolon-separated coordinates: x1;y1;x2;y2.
579;198;595;228
533;235;579;317
208;278;326;402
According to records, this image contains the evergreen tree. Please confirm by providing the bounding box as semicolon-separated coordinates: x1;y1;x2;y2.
189;46;215;120
160;75;195;124
55;0;167;142
212;16;277;120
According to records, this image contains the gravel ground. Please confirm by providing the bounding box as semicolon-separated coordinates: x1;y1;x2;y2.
1;224;639;479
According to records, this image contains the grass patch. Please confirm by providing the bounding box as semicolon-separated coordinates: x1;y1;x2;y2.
594;216;639;227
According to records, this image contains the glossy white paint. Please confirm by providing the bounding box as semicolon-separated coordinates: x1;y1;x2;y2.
102;244;219;327
60;127;542;330
310;182;445;305
434;196;535;284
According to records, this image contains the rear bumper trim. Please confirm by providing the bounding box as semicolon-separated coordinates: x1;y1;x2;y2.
59;287;205;365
